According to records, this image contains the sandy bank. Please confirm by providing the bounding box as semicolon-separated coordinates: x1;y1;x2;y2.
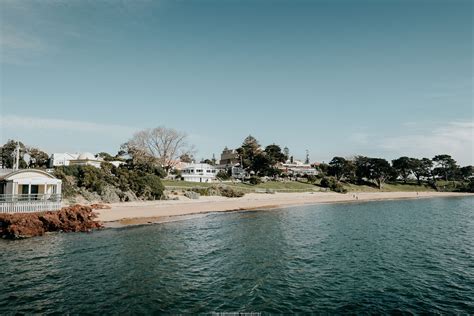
95;191;473;227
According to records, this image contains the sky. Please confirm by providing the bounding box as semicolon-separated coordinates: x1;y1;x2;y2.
0;0;473;165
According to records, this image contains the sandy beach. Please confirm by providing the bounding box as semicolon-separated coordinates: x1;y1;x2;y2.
96;191;472;226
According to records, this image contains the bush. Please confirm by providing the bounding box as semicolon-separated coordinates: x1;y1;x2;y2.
219;186;245;198
320;176;335;188
55;164;165;201
320;176;347;194
216;170;230;180
306;175;318;184
248;176;262;185
191;185;245;198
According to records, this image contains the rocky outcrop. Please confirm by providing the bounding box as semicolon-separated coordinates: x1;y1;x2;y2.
0;205;104;239
100;185;121;203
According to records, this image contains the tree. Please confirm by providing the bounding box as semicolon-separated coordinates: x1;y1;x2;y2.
458;166;473;181
0;140;28;169
96;152;115;161
411;158;433;184
179;153;194;163
316;163;329;177
201;158;214;165
432;155;458;181
328;157;353;182
123;126;195;174
354;156;371;183
27;147;49;168
354;156;392;189
367;158;393;189
236;135;262;172
258;144;287;177
264;144;287;165
391;156;414;183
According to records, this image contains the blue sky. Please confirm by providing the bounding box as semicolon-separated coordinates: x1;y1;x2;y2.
1;0;472;164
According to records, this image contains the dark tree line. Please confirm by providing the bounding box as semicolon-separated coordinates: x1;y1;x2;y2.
323;154;473;190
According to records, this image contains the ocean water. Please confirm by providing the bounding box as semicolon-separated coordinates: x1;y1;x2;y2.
0;197;473;314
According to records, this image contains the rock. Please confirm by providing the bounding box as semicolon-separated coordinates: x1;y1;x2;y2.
78;188;101;202
100;185;121;203
121;190;138;202
0;205;103;239
184;191;200;200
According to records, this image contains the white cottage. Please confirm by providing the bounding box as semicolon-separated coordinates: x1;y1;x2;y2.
0;169;62;213
181;163;217;183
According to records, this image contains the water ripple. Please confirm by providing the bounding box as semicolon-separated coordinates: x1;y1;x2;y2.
0;197;473;313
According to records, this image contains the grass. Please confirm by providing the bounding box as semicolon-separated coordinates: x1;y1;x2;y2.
163;179;443;193
163;179;318;192
342;181;435;192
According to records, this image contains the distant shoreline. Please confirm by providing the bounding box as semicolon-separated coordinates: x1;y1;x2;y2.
95;191;473;228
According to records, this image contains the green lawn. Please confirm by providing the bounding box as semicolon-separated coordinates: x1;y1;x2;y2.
342;182;435;192
163;179;318;192
163;179;440;193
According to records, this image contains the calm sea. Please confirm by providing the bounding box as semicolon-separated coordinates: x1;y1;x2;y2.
1;197;473;314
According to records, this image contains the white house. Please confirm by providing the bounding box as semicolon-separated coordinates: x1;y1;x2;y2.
278;159;318;176
69;152;103;168
49;153;79;167
0;169;62;213
181;163;217;183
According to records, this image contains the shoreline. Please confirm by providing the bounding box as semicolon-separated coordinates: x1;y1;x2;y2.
95;191;473;228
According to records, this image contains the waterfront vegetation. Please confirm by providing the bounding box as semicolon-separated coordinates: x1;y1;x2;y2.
1;133;473;204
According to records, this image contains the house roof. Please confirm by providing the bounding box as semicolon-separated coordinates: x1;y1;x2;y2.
0;169;58;181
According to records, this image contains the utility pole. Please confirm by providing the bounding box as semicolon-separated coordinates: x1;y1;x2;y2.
13;141;20;171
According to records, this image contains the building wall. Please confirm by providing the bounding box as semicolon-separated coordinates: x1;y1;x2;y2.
50;153;79;167
69;160;102;168
182;163;217;182
219;148;240;165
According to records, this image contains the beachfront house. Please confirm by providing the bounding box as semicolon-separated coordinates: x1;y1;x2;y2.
278;159;318;176
0;169;62;213
181;163;217;183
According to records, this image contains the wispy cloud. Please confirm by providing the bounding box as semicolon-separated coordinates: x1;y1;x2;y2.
0;114;138;135
0;23;51;65
380;121;474;165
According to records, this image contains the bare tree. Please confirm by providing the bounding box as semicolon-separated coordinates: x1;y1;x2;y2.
124;127;195;173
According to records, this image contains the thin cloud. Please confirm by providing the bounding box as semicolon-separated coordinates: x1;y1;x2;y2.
380;121;474;165
0;114;138;135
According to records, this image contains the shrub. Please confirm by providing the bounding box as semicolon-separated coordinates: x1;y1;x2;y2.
54;164;165;201
320;176;347;193
306;175;318;184
248;176;262;185
141;174;165;200
216;170;231;180
320;176;335;188
219;186;245;198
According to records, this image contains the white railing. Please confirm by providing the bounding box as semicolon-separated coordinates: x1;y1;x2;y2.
0;194;61;202
0;201;62;213
0;194;62;213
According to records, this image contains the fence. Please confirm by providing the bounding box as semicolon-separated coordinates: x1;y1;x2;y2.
0;194;62;213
